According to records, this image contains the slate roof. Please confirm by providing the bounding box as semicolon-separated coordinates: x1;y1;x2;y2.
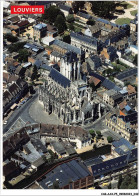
34;60;42;69
119;111;137;123
30;138;47;153
84;157;103;167
49;68;71;88
34;23;47;30
101;79;121;91
32;157;45;168
91;148;137;177
89;72;105;82
51;141;66;155
111;93;123;101
37;159;91;189
70;32;98;46
107;46;117;55
96;17;121;28
40;64;52;71
24;43;44;51
112;138;134;148
59;4;72;12
63;51;78;63
51;51;63;58
116;68;137;80
76;11;91;19
112;138;135;155
90;55;101;64
53;39;84;55
89;71;121;91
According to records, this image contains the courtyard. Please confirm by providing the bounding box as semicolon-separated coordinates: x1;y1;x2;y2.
29;98;63;125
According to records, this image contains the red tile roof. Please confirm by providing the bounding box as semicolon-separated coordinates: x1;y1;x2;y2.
89;76;101;86
119;99;127;110
127;85;136;95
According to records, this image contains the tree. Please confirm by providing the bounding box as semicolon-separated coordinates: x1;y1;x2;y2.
93;144;97;150
8;41;26;53
26;33;30;40
4;33;19;43
108;183;111;189
66;14;75;23
68;23;75;31
72;1;85;14
89;129;95;136
33;36;36;42
89;130;96;138
54;15;67;34
118;174;137;189
90;82;96;91
118;174;123;189
120;174;131;189
63;35;71;44
109;76;115;82
87;19;95;26
91;1;115;18
39;38;42;44
125;81;131;86
107;136;113;143
41;6;65;23
128;182;137;189
96;131;101;136
18;49;30;62
96;131;102;139
31;65;38;81
133;54;137;65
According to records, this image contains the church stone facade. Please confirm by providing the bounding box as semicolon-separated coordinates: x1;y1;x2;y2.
60;51;81;81
39;51;105;125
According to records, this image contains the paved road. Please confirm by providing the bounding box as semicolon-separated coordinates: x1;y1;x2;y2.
3;92;37;134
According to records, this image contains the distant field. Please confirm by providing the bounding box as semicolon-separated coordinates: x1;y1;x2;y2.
121;2;134;9
115;17;131;25
131;1;138;5
130;9;138;16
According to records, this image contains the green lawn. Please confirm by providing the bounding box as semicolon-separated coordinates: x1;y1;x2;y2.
111;62;128;71
74;26;81;32
115;17;131;25
121;2;133;9
130;10;138;16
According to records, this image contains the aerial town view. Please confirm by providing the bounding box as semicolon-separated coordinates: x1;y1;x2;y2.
2;0;138;191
